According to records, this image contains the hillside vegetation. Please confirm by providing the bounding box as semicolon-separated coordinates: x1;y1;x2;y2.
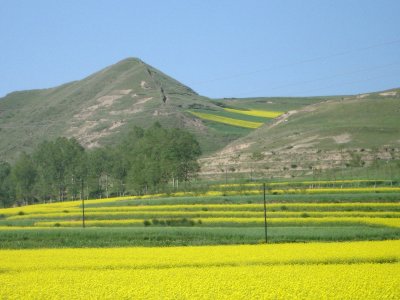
201;89;400;179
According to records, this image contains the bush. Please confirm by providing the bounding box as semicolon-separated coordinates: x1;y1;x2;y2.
143;220;151;226
150;218;195;227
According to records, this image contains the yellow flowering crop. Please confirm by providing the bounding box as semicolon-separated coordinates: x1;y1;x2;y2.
223;107;284;118
199;217;400;227
215;179;393;188
0;240;399;299
271;187;400;194
189;111;263;128
34;219;144;227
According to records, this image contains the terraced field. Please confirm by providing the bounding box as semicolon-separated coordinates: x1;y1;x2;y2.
188;108;283;129
1;182;399;247
1;181;400;299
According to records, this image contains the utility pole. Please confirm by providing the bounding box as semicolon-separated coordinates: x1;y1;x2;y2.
82;197;85;228
263;183;267;243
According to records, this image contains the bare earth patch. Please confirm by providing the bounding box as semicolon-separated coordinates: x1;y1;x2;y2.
114;89;132;95
269;110;300;129
292;135;320;149
141;81;150;89
73;94;124;120
219;142;254;155
109;97;153;115
379;91;397;97
332;133;352;144
109;121;125;130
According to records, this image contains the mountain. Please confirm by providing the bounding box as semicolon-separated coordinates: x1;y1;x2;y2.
0;58;231;161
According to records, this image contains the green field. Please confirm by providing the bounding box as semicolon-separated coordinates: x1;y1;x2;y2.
0;183;399;248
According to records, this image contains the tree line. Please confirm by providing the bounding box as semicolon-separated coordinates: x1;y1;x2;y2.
0;123;201;207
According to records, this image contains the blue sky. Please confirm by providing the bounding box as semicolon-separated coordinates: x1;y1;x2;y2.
1;0;399;98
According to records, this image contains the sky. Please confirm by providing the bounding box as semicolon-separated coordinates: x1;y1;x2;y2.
1;0;399;98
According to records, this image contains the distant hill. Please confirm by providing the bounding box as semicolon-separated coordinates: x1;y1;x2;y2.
200;89;400;179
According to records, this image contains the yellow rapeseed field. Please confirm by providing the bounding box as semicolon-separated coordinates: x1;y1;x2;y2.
223;107;284;118
215;179;394;188
1;240;399;299
189;111;263;128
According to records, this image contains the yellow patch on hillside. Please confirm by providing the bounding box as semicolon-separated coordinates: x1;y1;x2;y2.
189;111;263;128
224;108;284;118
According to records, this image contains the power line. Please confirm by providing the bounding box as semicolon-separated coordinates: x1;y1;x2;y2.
297;70;400;95
232;61;400;97
192;38;400;86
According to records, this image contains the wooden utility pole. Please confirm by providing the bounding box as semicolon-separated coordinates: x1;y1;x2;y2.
82;197;85;228
263;183;267;243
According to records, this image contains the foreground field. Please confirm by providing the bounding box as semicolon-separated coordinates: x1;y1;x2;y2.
1;240;399;299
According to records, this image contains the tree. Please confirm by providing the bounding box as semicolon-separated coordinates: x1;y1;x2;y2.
127;124;202;192
164;128;201;182
87;147;113;198
12;153;37;205
34;137;86;201
0;161;15;207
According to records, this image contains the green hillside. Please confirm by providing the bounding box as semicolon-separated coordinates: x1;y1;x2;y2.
200;90;400;179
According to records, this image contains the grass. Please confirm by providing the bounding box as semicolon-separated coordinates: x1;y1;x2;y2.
0;226;399;249
83;192;400;207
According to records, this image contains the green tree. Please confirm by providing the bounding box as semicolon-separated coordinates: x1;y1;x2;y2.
0;161;15;207
165;128;201;182
34;137;86;201
87;147;113;198
126;123;201;193
12;153;37;205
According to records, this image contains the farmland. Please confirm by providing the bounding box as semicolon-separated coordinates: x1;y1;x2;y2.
1;240;399;299
1;182;399;248
1;179;399;299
